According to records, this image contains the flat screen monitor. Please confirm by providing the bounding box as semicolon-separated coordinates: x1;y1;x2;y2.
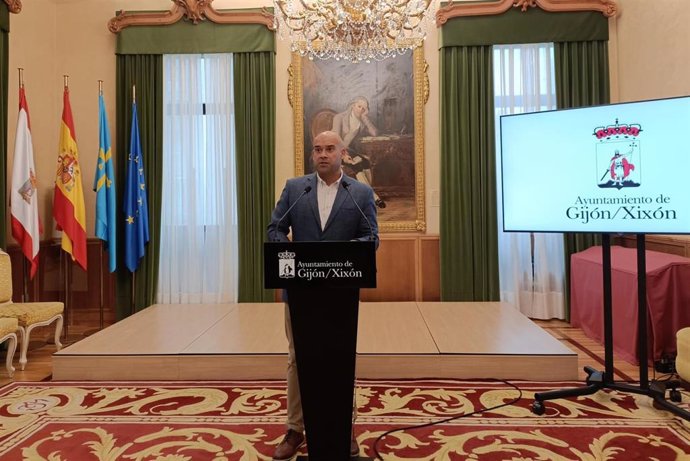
500;95;690;234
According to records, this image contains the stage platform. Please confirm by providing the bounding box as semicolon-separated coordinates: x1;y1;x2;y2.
53;302;578;381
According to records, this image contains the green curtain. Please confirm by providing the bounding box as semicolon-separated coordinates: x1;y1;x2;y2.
555;40;610;320
114;18;275;309
234;52;275;302
439;46;499;301
115;55;163;319
438;9;609;305
0;5;9;250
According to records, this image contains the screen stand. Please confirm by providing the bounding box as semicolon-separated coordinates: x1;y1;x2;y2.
531;233;690;420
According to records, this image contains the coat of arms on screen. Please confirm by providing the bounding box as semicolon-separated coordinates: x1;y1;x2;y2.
594;119;642;190
278;250;296;279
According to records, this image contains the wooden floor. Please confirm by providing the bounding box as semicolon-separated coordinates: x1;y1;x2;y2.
49;302;578;381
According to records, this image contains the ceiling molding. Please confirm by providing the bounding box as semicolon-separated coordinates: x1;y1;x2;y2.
4;0;21;14
436;0;619;26
108;0;273;34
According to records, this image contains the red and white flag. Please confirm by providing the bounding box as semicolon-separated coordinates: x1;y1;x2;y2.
10;86;42;278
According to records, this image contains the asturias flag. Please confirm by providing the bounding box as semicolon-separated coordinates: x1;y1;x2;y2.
10;86;42;278
53;87;87;271
94;94;117;272
124;100;149;272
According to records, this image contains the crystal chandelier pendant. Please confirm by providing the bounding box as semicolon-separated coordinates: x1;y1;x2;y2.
273;0;435;62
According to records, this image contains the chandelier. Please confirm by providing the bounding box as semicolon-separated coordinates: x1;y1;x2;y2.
272;0;435;62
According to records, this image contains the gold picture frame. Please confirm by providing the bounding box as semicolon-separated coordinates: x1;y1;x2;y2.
288;48;428;232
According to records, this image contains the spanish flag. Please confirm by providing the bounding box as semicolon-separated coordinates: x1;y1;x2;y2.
53;87;87;271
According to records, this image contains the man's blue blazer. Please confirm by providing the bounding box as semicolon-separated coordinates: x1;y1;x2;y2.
267;173;379;246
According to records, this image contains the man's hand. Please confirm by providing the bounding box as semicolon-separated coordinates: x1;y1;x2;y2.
361;113;378;136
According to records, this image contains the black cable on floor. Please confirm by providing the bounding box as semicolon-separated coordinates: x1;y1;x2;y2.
370;378;523;460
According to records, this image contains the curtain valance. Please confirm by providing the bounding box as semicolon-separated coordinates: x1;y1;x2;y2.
116;10;274;55
439;8;608;48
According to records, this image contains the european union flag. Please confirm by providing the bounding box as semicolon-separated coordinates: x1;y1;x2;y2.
124;101;149;272
94;94;117;272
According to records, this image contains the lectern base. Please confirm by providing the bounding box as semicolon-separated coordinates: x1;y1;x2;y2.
264;241;377;461
297;457;373;461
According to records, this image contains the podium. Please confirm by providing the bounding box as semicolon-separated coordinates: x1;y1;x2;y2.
264;241;376;461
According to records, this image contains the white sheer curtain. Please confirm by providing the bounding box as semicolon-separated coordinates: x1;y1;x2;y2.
158;54;238;304
494;43;566;319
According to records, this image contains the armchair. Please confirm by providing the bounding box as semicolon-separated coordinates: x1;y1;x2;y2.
0;251;64;370
678;328;690;384
0;317;18;377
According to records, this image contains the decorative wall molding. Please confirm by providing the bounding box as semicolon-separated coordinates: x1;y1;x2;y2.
436;0;619;26
108;0;273;33
3;0;21;14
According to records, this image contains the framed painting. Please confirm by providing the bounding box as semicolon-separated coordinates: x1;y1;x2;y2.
289;48;427;232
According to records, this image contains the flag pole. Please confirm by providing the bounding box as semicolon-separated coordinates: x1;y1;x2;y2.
97;79;105;330
130;83;136;318
61;242;71;338
131;271;136;317
62;74;70;338
18;68;29;302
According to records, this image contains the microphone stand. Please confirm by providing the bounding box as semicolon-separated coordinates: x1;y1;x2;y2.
342;181;374;242
271;186;312;242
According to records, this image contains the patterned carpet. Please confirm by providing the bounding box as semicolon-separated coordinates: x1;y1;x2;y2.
0;379;688;460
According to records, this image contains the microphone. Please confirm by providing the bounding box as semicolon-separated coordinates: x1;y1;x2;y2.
342;181;374;241
273;186;312;241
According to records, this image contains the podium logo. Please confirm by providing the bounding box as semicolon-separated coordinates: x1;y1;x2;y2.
593;118;642;190
278;250;296;279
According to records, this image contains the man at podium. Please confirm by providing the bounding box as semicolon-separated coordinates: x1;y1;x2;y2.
267;131;379;460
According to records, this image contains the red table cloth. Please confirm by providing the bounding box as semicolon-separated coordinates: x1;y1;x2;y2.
570;245;690;365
